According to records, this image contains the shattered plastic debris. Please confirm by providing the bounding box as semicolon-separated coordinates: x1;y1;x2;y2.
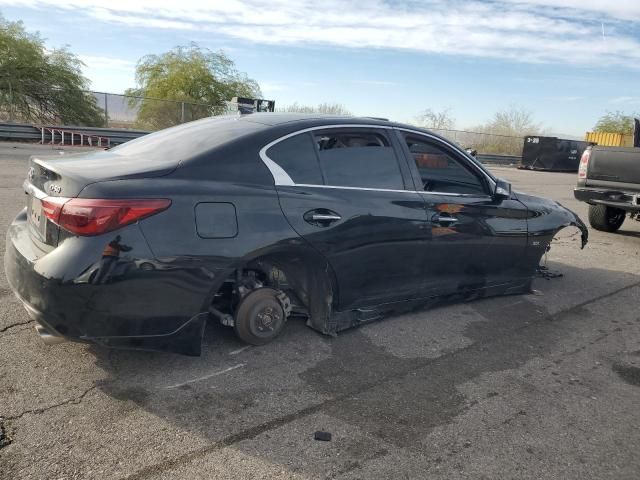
536;265;563;280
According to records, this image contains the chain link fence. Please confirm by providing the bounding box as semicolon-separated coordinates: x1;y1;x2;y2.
89;91;242;130
0;87;240;130
0;87;525;155
426;127;525;156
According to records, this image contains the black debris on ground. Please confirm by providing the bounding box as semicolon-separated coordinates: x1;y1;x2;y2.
0;419;11;449
613;353;640;387
314;431;332;442
536;265;564;280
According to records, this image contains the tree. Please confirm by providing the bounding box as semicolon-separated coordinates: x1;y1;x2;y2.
417;108;455;130
471;107;542;155
0;16;104;126
126;44;261;130
593;111;636;134
477;107;541;137
281;102;351;115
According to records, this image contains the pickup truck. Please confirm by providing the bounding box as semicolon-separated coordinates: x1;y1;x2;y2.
574;146;640;232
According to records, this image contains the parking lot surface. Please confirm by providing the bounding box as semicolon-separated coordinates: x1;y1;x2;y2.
1;142;639;479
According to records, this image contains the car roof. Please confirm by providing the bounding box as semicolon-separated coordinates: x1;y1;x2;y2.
239;112;398;128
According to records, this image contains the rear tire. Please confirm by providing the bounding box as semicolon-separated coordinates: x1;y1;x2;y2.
588;204;626;232
234;288;287;345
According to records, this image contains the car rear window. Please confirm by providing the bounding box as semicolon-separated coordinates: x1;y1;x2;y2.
110;116;265;161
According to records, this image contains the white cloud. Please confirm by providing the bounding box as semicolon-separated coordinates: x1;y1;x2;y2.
609;96;640;105
5;0;640;67
78;55;136;71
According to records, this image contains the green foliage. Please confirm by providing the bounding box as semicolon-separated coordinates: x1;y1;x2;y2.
126;44;261;130
281;102;351;115
593;111;636;135
0;16;104;126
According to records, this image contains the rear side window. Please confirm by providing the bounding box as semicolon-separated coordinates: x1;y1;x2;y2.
266;133;323;184
313;130;404;189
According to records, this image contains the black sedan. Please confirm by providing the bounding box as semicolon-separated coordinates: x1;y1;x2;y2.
4;114;588;355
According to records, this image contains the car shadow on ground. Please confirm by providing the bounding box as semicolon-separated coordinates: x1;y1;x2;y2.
615;228;640;239
89;262;640;477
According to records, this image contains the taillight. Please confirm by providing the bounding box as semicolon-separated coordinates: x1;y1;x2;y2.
578;149;591;179
42;198;170;236
41;197;69;223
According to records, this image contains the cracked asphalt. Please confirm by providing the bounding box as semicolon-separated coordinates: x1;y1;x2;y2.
1;143;640;479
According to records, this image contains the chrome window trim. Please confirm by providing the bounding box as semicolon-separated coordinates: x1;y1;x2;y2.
259;124;394;187
284;183;490;198
259;123;495;195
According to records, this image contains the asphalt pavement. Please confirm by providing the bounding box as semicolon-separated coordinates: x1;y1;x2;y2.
1;142;639;479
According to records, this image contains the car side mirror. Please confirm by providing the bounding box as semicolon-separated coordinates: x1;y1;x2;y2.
465;148;477;157
494;178;511;199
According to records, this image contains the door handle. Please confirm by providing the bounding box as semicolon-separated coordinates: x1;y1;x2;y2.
434;215;458;225
311;214;341;222
303;209;342;227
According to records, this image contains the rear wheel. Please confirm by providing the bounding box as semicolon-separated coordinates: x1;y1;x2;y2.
234;288;287;345
588;204;626;232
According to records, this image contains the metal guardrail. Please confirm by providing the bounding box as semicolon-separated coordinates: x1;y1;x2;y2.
0;122;523;166
0;122;149;145
0;123;42;140
476;154;521;166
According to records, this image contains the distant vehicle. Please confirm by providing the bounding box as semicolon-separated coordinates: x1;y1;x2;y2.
5;114;588;356
574;145;640;232
520;136;593;172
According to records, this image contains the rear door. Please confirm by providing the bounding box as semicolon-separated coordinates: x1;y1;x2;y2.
265;126;430;310
397;130;529;295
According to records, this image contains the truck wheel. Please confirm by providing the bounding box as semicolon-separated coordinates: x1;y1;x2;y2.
588;204;626;232
234;288;287;345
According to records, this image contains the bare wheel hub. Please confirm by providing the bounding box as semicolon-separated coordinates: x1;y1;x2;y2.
255;306;281;332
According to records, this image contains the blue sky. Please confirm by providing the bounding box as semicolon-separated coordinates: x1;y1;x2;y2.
2;0;640;137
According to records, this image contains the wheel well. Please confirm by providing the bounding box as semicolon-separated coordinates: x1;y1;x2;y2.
209;252;337;330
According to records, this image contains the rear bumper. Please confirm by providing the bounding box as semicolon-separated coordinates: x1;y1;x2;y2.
4;215;212;355
574;188;640;212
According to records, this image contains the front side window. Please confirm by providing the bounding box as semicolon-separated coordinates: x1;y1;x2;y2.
312;130;404;189
266;133;323;184
403;134;487;195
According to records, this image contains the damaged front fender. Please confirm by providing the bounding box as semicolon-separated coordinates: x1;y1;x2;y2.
517;192;588;262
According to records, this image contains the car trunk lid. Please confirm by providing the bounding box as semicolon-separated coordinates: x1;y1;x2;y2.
25;149;179;249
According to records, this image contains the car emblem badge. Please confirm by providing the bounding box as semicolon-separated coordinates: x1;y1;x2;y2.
49;184;62;194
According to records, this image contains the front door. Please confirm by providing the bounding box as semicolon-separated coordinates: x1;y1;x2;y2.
397;130;529;296
264;126;430;309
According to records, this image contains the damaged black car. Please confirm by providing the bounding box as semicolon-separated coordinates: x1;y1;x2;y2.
4;114;588;355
